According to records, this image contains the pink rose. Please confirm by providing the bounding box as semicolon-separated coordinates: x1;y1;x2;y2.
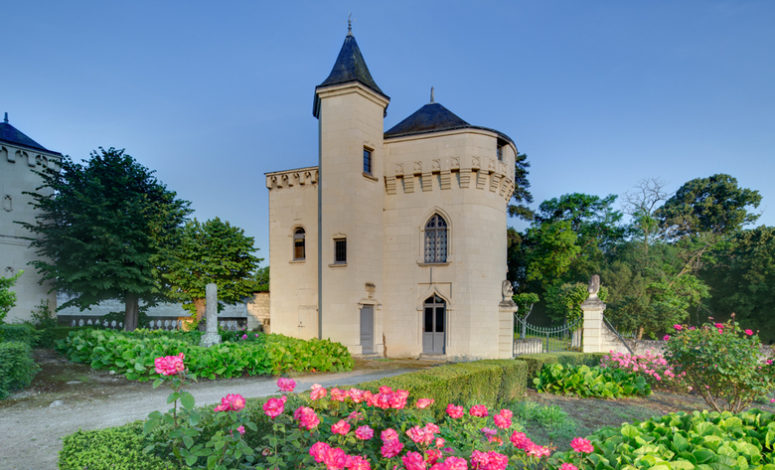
510;431;532;450
310;383;327;400
262;397;284;418
330;387;346;402
355;425;374;440
560;464;579;470
443;456;468;470
323;446;347;469
294;406;320;430
348;388;366;403
381;428;399;442
446;404;464;419
346;455;371;470
714;323;724;329
277;377;296;392
215;393;246;412
416;398;435;409
469;404;489;417
570;437;594;454
380;439;404;458
154;353;185;376
331;419;351;435
526;443;551;458
745;329;754;336
401;452;426;470
663;335;670;341
673;324;682;330
236;425;245;435
309;441;330;463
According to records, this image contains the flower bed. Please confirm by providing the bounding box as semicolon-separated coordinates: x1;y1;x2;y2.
600;350;683;389
57;328;352;381
533;363;651;398
549;409;775;469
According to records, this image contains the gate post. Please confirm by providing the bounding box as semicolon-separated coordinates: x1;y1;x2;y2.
581;275;606;353
499;280;518;358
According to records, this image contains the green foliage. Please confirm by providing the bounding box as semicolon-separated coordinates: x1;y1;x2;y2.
252;266;270;293
509;401;577;443
507;152;534;220
57;328;352;381
60;421;177;470
29;299;57;329
550;409;775;470
703;226;775;342
657;173;761;238
523;220;580;283
513;292;539;319
664;317;775;413
0;323;38;345
34;326;78;349
0;341;40;399
544;282;608;323
515;352;606;382
533;363;651;398
22;147;191;330
161;217;262;316
0;271;21;323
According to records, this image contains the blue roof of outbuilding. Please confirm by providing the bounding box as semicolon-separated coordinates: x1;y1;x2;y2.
0;115;61;155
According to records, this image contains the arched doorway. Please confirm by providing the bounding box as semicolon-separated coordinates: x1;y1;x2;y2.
422;295;446;355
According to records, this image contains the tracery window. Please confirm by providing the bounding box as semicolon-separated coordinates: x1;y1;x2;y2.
424;214;448;263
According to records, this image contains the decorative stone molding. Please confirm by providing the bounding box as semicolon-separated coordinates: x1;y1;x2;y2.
2;195;11;212
265;167;319;190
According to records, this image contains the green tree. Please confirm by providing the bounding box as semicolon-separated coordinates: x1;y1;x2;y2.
702;226;775;342
22;148;190;331
544;282;608;323
523;220;580;285
252;266;270;293
508;152;534;220
162;218;262;319
0;271;22;323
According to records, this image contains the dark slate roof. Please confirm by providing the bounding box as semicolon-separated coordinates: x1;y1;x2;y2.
314;33;388;117
0;115;61;155
384;102;516;146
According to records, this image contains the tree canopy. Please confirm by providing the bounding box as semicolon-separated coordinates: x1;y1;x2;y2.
23;147;191;330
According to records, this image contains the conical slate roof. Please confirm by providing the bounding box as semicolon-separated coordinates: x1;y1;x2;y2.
384;102;469;138
317;33;385;97
384;101;516;145
0;114;61;155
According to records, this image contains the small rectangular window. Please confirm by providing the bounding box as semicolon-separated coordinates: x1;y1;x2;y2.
496;145;504;161
334;237;347;264
363;148;372;174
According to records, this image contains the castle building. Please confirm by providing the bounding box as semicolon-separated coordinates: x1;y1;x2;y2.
266;29;517;359
0;113;60;321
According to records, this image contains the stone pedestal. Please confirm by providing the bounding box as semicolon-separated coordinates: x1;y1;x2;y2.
581;297;606;353
498;301;518;358
200;283;222;347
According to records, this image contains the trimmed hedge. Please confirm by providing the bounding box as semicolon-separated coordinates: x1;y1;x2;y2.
60;422;178;470
0;341;40;399
0;323;38;345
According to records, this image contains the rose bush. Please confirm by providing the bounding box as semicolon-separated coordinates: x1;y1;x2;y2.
664;316;775;412
599;350;684;389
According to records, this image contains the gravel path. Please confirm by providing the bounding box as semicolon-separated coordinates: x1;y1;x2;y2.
0;366;416;470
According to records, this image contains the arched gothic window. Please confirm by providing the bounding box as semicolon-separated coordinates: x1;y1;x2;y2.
424;214;448;263
293;228;305;260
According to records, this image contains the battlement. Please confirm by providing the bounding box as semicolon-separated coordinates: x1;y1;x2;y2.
265;166;319;190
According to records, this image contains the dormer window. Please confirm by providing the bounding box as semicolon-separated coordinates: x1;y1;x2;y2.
363;147;373;175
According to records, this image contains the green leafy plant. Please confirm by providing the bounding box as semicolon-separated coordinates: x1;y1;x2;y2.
0;271;21;324
533;363;651;398
0;341;40;399
664;316;775;412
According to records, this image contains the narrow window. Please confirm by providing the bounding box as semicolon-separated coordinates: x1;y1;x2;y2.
293;228;305;260
363;148;372;175
496;145;504;161
334;237;347;264
424;214;448;263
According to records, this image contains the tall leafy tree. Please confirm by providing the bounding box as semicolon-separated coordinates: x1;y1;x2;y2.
22;148;190;330
162;217;262;319
508;152;534;220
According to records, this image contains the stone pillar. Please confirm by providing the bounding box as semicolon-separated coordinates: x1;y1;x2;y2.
200;283;221;347
581;275;606;353
498;302;518;358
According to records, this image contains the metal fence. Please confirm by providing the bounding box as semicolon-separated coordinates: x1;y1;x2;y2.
58;315;248;331
513;316;582;356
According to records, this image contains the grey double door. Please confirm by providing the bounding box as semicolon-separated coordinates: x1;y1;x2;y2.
422;295;446;355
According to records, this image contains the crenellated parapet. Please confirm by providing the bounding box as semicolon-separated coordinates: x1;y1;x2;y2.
384;156;514;201
1;144;60;171
265;166;319;190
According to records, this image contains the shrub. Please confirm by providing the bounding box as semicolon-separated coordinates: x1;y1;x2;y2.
34;326;78;349
0;323;38;345
0;271;21;323
533;363;651;398
600;350;683;389
0;341;40;399
664;316;775;412
59;422;176;470
549;409;775;469
57;328;352;381
515;352;606;383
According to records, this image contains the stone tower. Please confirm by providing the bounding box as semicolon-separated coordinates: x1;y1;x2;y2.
0;113;61;321
313;28;390;354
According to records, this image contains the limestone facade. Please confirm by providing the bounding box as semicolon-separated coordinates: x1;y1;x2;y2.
0;117;60;322
266;31;516;359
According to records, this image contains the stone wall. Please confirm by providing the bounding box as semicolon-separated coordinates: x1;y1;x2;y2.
246;292;270;332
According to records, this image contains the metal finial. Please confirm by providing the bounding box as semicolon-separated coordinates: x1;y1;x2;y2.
430;86;435;103
347;14;352;35
3;112;7;124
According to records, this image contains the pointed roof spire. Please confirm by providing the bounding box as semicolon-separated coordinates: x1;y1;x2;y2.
0;115;61;155
347;13;352;36
3;112;8;124
430;86;435;103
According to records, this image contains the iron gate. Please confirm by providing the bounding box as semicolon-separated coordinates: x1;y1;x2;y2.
513;316;582;356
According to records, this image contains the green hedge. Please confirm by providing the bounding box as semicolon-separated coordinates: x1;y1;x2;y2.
60;422;178;470
0;323;38;345
0;341;40;399
58;328;353;381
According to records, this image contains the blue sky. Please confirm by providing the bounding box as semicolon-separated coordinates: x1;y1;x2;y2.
4;1;773;263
